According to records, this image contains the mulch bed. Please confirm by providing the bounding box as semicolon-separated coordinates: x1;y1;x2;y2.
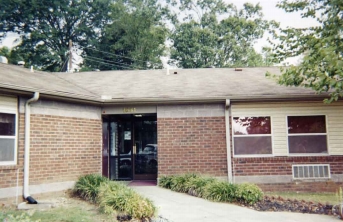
242;195;342;217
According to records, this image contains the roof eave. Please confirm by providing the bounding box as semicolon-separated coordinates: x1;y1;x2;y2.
101;94;328;105
0;87;101;106
0;87;329;106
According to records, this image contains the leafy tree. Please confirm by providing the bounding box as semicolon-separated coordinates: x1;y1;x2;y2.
168;0;277;68
0;0;112;71
0;46;25;64
269;0;343;103
82;0;169;71
0;47;10;58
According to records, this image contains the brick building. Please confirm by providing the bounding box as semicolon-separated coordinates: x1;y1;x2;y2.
0;63;342;203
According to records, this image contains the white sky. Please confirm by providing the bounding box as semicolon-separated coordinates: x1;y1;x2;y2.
227;0;318;65
1;0;318;65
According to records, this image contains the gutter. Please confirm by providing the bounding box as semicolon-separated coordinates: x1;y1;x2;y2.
0;86;333;106
225;99;233;183
24;92;40;204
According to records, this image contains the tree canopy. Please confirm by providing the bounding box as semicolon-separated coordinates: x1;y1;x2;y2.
0;0;277;71
81;0;169;71
168;0;277;68
0;0;112;71
270;0;343;103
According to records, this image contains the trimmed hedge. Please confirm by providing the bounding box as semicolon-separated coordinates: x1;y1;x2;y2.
73;174;156;220
159;174;263;205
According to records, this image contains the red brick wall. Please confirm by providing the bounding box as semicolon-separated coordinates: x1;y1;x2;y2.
157;117;227;177
0;113;102;189
233;156;343;176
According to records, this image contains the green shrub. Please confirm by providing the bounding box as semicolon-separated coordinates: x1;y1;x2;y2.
203;181;238;202
235;183;263;205
74;174;109;203
158;175;174;189
185;176;215;198
170;173;198;193
158;174;264;205
98;181;156;219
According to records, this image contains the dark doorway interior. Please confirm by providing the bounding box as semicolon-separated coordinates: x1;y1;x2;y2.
102;114;157;180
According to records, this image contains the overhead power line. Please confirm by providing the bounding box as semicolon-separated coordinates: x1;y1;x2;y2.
84;55;140;69
82;46;162;68
82;57;136;70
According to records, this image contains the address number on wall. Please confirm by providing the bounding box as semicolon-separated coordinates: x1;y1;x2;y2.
123;108;136;113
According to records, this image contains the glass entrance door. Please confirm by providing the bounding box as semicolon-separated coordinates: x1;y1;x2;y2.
133;118;157;180
104;114;157;180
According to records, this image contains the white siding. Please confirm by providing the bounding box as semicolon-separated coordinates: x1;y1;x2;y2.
231;101;343;156
0;95;17;113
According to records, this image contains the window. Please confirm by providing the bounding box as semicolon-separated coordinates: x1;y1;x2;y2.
0;113;16;165
233;116;272;155
287;115;327;154
292;164;330;180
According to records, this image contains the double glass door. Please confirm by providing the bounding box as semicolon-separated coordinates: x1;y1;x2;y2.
103;114;157;180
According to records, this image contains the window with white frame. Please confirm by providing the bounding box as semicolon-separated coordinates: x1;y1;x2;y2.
287;115;328;154
0;112;17;165
233;116;272;155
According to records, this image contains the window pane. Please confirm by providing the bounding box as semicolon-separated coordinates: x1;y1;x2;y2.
234;136;272;155
0;138;15;161
233;117;271;135
288;135;327;154
0;113;15;136
288;116;326;134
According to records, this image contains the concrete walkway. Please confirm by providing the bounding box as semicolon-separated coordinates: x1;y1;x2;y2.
131;186;340;222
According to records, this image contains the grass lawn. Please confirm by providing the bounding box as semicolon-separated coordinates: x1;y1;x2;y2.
265;192;340;205
0;197;118;222
1;207;116;222
0;206;119;222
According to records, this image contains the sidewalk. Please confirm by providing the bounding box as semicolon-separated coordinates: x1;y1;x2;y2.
131;185;340;222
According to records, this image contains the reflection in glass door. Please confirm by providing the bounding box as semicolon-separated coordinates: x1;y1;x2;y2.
133;118;157;180
103;114;157;181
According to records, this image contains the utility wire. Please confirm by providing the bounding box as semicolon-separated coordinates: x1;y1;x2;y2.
84;55;139;69
82;46;162;67
82;57;136;70
73;49;144;69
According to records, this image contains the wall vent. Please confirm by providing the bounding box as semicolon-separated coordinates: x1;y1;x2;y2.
292;164;330;180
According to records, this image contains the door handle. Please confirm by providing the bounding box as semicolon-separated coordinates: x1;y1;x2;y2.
133;145;136;154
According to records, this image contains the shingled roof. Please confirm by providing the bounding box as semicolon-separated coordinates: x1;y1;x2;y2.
0;63;322;104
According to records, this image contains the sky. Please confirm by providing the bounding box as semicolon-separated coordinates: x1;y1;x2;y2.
0;0;318;65
227;0;318;65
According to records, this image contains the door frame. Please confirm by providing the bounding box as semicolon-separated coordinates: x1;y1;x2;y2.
102;114;157;181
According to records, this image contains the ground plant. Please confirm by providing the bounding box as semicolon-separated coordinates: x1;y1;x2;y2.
185;176;216;198
0;204;118;222
235;183;264;205
158;175;174;189
203;180;238;202
98;182;156;219
170;173;198;193
0;212;40;222
159;174;263;205
73;174;156;220
74;174;109;203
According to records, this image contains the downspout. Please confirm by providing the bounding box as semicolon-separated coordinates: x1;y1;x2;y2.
225;99;233;183
24;92;39;204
